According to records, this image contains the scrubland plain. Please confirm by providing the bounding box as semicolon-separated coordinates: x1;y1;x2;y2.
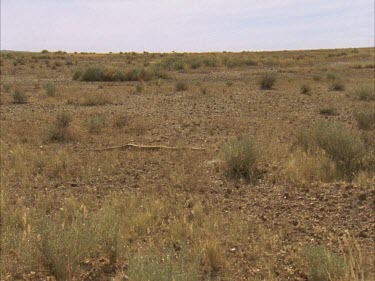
0;48;374;280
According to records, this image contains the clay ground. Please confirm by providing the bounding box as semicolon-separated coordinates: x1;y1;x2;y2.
0;48;374;280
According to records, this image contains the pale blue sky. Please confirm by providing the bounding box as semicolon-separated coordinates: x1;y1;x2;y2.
1;0;374;52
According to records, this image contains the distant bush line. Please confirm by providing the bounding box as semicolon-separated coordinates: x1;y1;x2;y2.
73;65;168;82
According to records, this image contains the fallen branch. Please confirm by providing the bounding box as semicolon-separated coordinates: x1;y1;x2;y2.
87;143;206;152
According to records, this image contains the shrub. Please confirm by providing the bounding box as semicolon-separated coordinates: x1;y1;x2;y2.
326;72;340;81
297;121;367;178
259;72;276;90
353;86;375;101
319;107;337;116
222;136;260;179
44;82;56;97
2;83;11;93
87;115;106;134
355;111;375;131
135;83;144;93
176;81;188;91
48;112;74;143
72;69;83;80
81;67;103;81
12;89;27;104
305;245;345;281
329;80;345;91
300;84;312;95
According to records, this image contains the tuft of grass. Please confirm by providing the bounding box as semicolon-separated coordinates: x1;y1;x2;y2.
259;72;276;90
305;245;345;281
44;81;56;97
47;112;74;143
176;81;188;92
135;83;144;93
355;111;375;131
87;115;106;134
222;135;260;179
2;83;11;93
353;86;375;101
12;89;27;104
81;66;104;81
300;84;312;95
329;80;345;91
297;121;367;179
319;106;337;116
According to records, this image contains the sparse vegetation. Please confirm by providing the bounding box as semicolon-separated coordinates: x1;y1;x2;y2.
301;84;312;95
222;135;260;179
355;111;375;131
44;81;57;97
353;86;375;101
259;72;276;90
1;48;375;281
12;89;27;104
87;114;106;133
329;80;345;91
176;81;188;91
47;111;74;143
297;121;368;179
305;245;345;281
319;106;337;115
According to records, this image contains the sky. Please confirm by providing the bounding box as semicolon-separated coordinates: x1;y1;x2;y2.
1;0;374;53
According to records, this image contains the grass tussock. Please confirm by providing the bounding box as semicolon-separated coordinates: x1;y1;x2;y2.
259;72;276;90
222;135;261;180
47;112;75;143
44;81;57;97
355;111;375;131
353;86;375;101
296;121;372;180
300;84;312;95
12;89;27;104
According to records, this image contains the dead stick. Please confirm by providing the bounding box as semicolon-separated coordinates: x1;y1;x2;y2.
87;143;206;152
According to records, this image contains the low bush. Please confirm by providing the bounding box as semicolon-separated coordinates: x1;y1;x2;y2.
353;86;375;101
222;135;260;179
297;121;367;178
301;84;312;95
87;115;106;134
259;72;276;90
44;82;56;97
329;80;345;91
355;111;375;131
47;112;74;143
13;89;27;104
305;245;345;281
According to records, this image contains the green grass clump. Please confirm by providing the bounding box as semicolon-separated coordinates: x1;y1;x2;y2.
353;86;375;101
47;112;74;143
12;89;27;104
259;72;276;90
44;82;56;97
222;136;260;179
297;121;367;178
305;245;345;281
355;111;375;131
87;115;106;134
329;80;345;91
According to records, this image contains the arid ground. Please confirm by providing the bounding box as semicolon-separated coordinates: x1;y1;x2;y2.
1;48;374;280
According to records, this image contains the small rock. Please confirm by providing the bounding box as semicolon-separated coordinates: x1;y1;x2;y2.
358;193;367;201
